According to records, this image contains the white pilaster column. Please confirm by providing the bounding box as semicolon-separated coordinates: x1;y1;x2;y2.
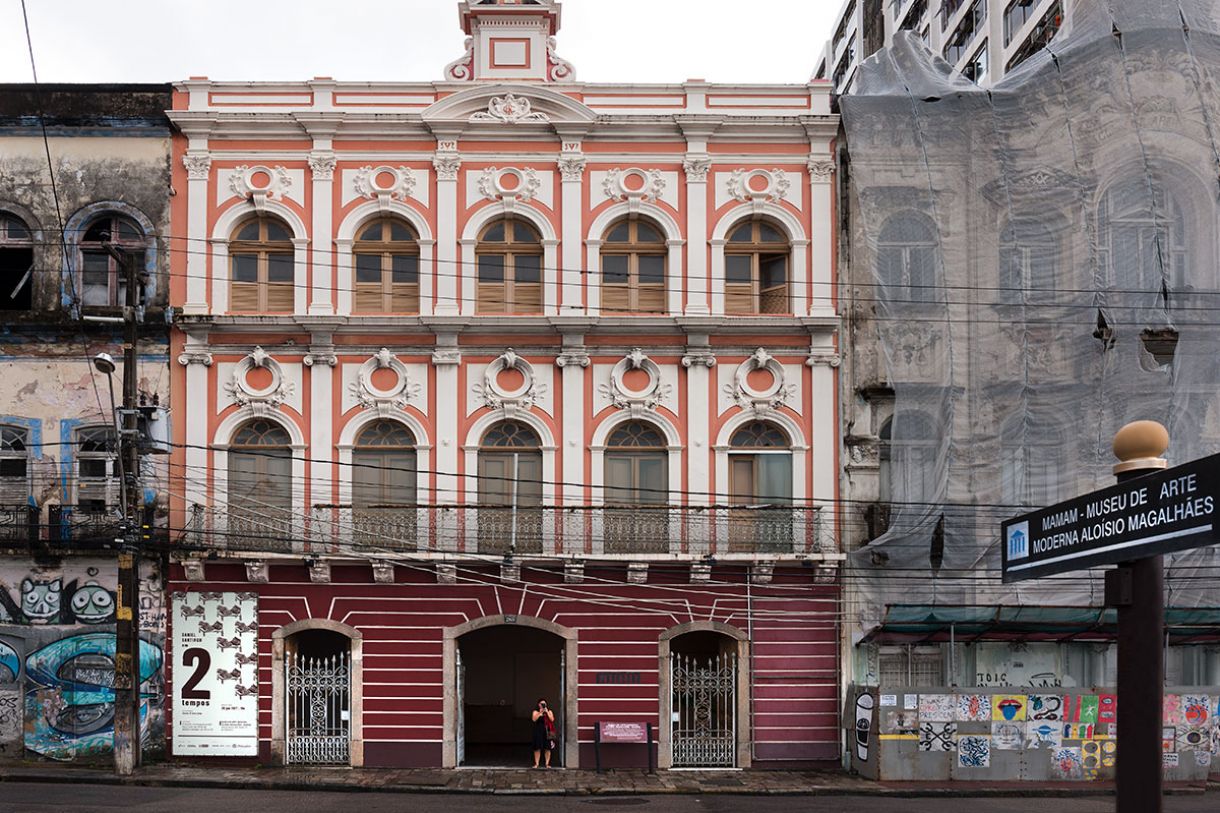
683;341;716;506
177;335;212;507
557;342;589;505
307;151;337;315
182;152;211;314
558;147;586;312
432;338;461;504
806;346;841;514
682;155;711;315
433;143;462;316
808;157;835;318
304;335;337;509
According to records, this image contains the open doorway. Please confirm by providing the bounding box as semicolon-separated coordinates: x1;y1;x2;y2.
457;624;564;767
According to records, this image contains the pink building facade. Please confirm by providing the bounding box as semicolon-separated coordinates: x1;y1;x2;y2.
166;0;842;770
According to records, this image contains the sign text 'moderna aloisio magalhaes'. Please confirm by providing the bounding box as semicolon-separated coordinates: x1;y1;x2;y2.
1001;453;1220;582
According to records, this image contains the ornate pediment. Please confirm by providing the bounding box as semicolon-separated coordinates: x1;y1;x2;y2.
421;84;595;128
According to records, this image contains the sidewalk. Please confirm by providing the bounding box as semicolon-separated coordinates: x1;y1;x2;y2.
0;763;1213;797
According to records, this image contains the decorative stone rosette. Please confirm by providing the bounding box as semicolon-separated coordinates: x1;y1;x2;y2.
349;348;420;417
225;347;294;416
724;348;795;414
599;348;671;416
474;349;546;416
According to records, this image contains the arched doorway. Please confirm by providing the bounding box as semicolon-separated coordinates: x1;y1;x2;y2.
659;621;751;769
271;620;363;767
443;615;578;768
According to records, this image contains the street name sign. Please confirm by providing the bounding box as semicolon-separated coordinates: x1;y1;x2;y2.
1001;452;1220;582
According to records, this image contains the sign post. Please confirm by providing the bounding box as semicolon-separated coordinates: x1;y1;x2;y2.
1000;422;1217;813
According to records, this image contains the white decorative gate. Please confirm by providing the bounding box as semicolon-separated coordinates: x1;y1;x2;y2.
670;651;737;767
286;651;351;765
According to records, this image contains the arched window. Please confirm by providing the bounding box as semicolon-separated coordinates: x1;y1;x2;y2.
477;421;543;553
228;419;293;545
1098;178;1187;290
75;425;118;511
725;219;789;314
1000;220;1058;304
0;425;30;502
353;420;416;506
230;216;293;312
879;413;937;506
477;218;542;314
603;420;670;552
79;214;147;308
601;217;666;313
354;218;419;313
0;213;33;311
352;420;417;550
728;421;792;506
877;214;938;304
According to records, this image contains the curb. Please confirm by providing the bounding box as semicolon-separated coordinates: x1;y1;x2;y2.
0;769;1211;798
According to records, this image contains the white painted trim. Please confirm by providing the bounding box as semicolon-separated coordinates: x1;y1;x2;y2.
584;201;685;316
210;407;306;522
209;200;310;316
588;409;683;509
460;409;558;504
709;201;809;316
458;201;559;317
712;411;808;505
334;199;436;316
336;409;434;505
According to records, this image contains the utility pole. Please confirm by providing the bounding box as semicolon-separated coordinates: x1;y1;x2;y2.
106;241;142;776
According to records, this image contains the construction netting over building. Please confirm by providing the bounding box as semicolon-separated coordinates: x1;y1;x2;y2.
839;0;1220;649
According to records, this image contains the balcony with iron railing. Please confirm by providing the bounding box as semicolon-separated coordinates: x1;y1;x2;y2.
0;503;165;548
184;503;838;559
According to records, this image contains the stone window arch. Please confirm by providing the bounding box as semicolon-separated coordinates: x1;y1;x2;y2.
230;215;295;312
228;418;294;550
0;211;34;311
725;218;790;314
477;420;543;553
79;213;150;308
877;212;939;304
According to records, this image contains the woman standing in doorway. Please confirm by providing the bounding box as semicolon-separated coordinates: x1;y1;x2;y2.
531;698;556;768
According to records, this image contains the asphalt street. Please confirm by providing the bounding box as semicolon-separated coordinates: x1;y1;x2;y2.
0;783;1215;813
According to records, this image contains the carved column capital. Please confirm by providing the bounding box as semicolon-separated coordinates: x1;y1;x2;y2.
683;155;712;182
177;351;213;367
182;152;212;180
433;153;462;181
682;349;717;368
308;151;337;180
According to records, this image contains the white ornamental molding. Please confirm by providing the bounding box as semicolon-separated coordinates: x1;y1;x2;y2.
182;153;212;180
444;36;475;81
807;159;835;182
224;346;295;416
354;165;418;208
349;348;420;417
682;156;712;183
474;348;546;417
308;152;336;181
229;165;293;211
478;167;541;204
726;168;791;203
603;168;666;206
433;154;462;182
724;348;796;414
599;348;672;415
470;93;550;124
546;36;576;81
177;350;213;367
557;155;586;183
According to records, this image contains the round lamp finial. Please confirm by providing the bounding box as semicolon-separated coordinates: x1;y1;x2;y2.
1112;420;1169;475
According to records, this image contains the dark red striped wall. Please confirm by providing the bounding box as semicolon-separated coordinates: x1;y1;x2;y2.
167;562;841;768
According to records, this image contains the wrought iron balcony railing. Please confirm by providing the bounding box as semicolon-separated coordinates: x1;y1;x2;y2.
184;504;835;558
0;504;38;545
48;504;164;546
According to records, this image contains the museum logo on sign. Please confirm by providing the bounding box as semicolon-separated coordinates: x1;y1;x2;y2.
1007;522;1029;561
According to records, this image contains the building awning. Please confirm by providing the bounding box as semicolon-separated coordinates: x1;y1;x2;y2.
860;604;1220;645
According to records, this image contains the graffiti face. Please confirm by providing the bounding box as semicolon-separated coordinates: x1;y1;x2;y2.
21;578;61;623
69;583;115;624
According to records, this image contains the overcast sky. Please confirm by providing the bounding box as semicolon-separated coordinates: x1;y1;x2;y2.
0;1;839;86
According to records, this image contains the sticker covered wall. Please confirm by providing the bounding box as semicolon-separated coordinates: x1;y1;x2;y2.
171;591;258;756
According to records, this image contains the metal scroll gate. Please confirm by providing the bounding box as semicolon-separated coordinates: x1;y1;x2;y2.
670;651;737;767
286;651;351;764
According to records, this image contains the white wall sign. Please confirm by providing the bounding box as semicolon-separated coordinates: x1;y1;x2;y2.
172;591;259;756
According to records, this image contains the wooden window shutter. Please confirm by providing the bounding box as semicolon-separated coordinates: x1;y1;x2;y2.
230;282;260;312
725;283;754;314
265;282;294;312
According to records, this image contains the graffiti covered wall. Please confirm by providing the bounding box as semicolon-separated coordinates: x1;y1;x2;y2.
0;557;164;762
